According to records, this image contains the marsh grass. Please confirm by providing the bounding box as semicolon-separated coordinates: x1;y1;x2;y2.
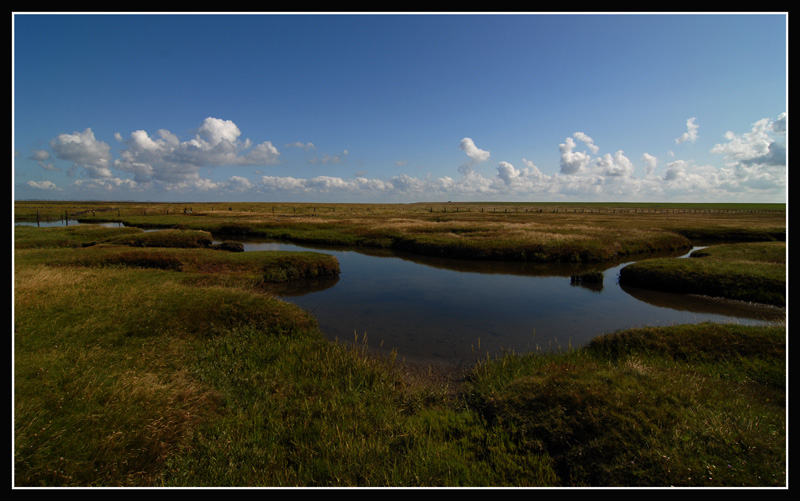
103;229;214;249
13;224;142;249
14;204;786;487
15;225;341;289
13;255;556;487
14;265;224;486
464;323;786;487
26;201;783;264
619;241;786;306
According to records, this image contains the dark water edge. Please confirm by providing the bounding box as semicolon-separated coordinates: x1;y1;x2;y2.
243;239;785;370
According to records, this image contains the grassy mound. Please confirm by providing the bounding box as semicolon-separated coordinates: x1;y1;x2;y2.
619;241;785;306
464;323;786;487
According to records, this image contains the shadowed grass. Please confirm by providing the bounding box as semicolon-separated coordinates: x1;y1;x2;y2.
464;323;786;487
619;241;785;306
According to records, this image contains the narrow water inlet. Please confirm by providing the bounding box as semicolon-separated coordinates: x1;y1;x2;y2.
242;239;784;369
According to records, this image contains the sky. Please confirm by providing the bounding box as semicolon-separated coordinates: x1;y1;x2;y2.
13;12;788;204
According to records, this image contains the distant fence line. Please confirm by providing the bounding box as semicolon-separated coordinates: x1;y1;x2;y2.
17;204;784;220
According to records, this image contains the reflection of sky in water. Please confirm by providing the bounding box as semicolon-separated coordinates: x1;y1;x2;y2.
15;220;123;228
246;241;784;369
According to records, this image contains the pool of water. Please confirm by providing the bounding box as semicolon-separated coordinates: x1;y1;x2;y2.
242;240;785;369
14;220;124;228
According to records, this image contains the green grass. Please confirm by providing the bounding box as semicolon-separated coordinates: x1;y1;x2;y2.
464;323;786;487
17;200;785;264
13;224;142;249
619;241;786;306
14;211;786;487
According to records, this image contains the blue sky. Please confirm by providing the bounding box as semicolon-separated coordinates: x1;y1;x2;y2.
13;13;787;203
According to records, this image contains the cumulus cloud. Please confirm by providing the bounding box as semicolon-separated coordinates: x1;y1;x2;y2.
29;150;60;172
497;160;547;186
73;177;142;192
595;151;635;177
50;128;113;178
26;113;785;203
675;117;699;144
708;112;787;192
227;175;253;191
710;113;786;166
112;117;281;185
459;138;490;163
26;180;61;191
642;153;658;176
244;117;785;202
573;132;599;154
558;137;592;175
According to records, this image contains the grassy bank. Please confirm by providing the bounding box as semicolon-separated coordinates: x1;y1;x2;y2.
465;323;786;487
14;223;786;487
619;241;786;306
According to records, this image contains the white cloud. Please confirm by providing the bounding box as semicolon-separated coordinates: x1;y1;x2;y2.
459;138;490;163
642;153;658;176
29;150;60;172
573;132;599;154
710;112;786;167
558;137;592;175
708;113;787;192
496;160;547;186
249;118;785;202
243;142;282;165
26;180;61;191
496;161;522;185
595;151;634;178
73;177;142;192
196;117;242;147
50;128;113;178
112;117;281;184
29;113;785;203
675;117;699;144
226;175;253;191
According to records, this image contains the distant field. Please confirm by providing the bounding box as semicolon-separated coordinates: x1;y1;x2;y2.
13;199;788;218
14;201;786;264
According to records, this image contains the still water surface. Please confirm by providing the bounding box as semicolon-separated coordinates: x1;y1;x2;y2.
243;240;784;370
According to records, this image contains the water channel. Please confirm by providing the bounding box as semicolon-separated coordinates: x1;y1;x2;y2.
244;239;784;371
16;220;785;370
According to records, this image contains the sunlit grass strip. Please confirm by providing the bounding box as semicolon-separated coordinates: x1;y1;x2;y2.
14;224;142;249
24;200;782;263
689;241;786;264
